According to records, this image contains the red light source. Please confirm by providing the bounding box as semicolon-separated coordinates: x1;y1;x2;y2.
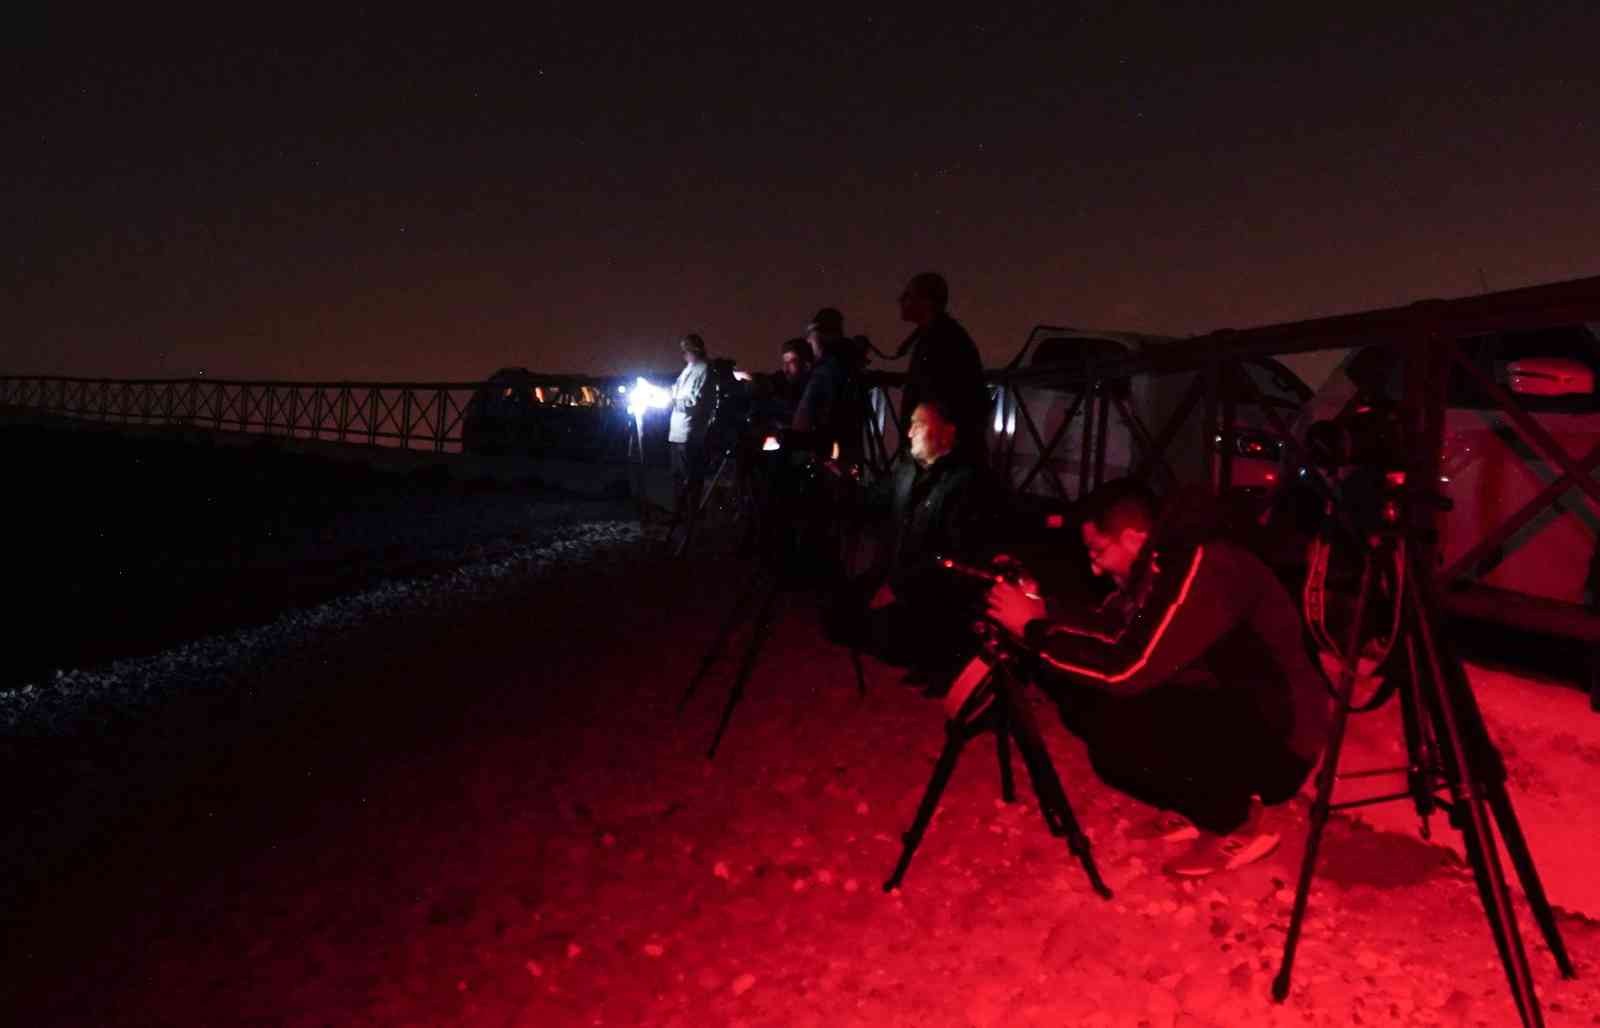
1044;513;1065;529
1385;471;1407;488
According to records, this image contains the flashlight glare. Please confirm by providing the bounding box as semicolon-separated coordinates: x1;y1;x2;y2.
762;435;781;452
626;377;673;418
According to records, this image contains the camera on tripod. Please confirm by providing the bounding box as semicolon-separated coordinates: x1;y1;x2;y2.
932;555;1041;720
1275;400;1572;1028
1302;401;1451;540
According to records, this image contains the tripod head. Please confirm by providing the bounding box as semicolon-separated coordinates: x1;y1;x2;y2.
1305;400;1453;547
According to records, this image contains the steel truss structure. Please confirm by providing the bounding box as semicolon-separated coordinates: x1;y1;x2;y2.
5;275;1599;663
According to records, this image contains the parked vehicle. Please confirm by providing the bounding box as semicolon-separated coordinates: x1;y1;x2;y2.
462;367;636;460
988;326;1311;504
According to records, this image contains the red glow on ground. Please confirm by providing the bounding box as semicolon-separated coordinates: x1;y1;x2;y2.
11;555;1600;1026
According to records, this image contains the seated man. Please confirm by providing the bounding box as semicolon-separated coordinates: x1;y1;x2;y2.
828;399;997;691
986;478;1332;877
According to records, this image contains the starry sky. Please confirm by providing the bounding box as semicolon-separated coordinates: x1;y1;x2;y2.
4;3;1598;386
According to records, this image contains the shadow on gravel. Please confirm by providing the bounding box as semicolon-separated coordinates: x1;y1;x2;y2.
1315;817;1464;889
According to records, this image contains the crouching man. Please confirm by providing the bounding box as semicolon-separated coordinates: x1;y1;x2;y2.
985;478;1331;878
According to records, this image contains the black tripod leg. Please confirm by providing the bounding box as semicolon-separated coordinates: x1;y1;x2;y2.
1485;786;1575;978
1272;691;1353;1001
995;714;1016;804
1398;639;1439;839
1452;791;1545;1028
1276;548;1377;1003
706;579;781;760
675;454;728;559
678;569;766;714
1409;578;1546;1028
884;718;972;892
999;678;1111;899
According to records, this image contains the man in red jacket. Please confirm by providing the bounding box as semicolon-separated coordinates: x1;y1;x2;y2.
986;478;1331;878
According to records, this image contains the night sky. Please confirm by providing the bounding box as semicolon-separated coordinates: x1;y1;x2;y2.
4;3;1598;385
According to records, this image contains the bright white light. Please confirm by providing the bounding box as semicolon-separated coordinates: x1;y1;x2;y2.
732;369;752;382
617;385;627;395
993;400;1005;433
1005;407;1016;437
762;435;781;452
626;377;672;418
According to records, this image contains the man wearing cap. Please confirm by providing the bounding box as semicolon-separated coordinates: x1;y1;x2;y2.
896;272;990;464
792;307;863;463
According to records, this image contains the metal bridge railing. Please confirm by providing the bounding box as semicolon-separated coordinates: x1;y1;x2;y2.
0;374;634;454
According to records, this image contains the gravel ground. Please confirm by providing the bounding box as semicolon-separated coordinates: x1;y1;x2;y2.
7;542;1599;1027
0;517;641;737
6;424;1599;1026
2;420;646;690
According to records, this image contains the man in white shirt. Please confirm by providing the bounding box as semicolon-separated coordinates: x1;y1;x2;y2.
669;333;712;520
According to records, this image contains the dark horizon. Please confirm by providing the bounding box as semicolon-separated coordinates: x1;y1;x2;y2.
5;3;1599;384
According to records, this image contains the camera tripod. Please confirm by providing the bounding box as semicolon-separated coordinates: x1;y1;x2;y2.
677;559;868;760
1273;527;1574;1028
883;634;1113;899
670;444;753;559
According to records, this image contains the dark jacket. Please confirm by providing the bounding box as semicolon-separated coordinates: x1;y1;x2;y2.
863;452;995;603
1022;504;1331;760
899;313;990;458
792;346;863;461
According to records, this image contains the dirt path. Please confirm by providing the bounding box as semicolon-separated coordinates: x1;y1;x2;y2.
8;552;1598;1027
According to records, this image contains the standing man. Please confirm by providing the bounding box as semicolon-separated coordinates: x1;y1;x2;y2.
793;307;863;463
669;333;712;521
896;272;990;464
777;337;812;423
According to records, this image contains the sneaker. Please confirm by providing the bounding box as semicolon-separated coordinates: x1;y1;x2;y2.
1126;811;1201;844
1163;827;1281;878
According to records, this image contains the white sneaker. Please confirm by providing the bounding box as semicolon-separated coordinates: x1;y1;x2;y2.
1162;802;1282;878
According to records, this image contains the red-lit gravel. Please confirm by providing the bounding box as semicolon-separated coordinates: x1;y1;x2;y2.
8;544;1599;1027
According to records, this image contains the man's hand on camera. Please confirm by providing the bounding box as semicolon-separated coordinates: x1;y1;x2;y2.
986;580;1044;640
988;555;1040;598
